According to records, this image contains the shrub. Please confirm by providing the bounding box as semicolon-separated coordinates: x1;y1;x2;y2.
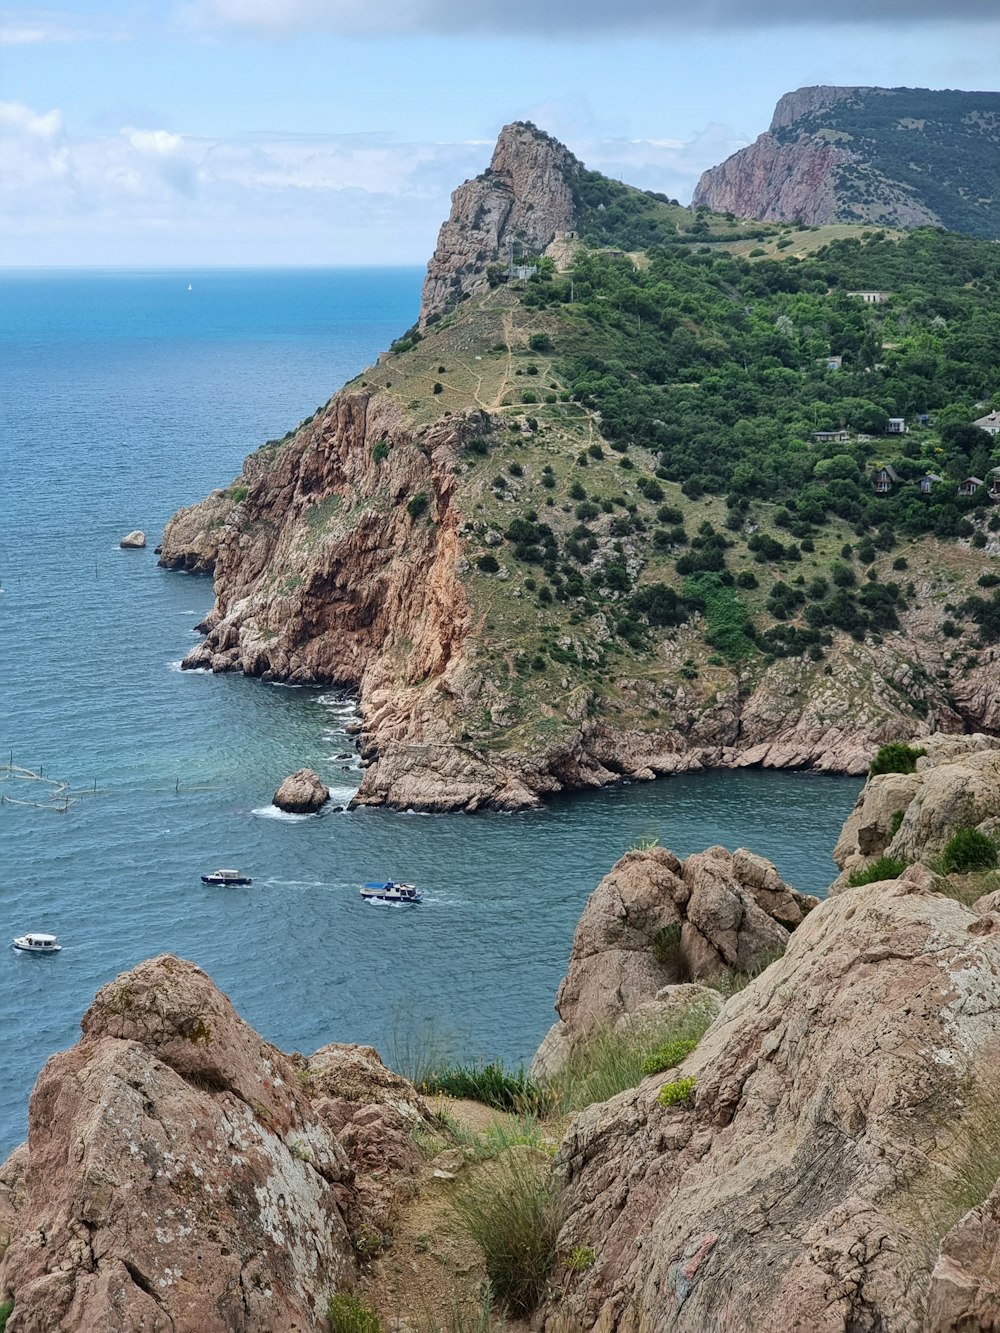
327;1293;382;1333
372;441;390;464
432;382;443;395
509;462;524;477
407;492;429;519
658;1076;696;1107
640;1037;700;1077
476;554;500;574
565;1245;596;1272
529;332;552;351
848;855;907;887
941;828;998;874
451;1151;564;1315
869;742;926;776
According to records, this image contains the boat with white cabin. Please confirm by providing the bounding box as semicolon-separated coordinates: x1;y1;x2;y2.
12;933;62;953
360;881;422;905
201;868;252;886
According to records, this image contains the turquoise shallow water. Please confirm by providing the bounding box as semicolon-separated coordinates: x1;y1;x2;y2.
0;268;862;1157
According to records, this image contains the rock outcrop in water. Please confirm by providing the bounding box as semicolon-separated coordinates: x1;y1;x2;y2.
118;530;146;549
273;768;330;814
533;845;816;1078
0;956;430;1332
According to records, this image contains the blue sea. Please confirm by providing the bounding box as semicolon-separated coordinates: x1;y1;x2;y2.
0;268;862;1157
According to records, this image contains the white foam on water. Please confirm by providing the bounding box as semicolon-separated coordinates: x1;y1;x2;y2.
251;804;314;822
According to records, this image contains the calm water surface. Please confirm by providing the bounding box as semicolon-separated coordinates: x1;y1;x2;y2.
0;269;862;1156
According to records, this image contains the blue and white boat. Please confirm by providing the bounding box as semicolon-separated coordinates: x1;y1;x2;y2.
360;881;422;905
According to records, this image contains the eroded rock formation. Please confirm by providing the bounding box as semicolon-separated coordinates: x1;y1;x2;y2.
542;871;1000;1332
419;121;580;327
532;845;816;1078
118;530;145;549
833;732;1000;885
693;85;942;229
0;956;430;1332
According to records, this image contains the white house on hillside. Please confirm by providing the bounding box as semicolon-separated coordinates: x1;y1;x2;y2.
973;410;1000;436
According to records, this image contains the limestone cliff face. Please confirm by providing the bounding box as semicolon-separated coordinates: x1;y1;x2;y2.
693;84;942;229
419;121;581;327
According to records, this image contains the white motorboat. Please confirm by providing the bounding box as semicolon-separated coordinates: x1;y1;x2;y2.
13;933;62;953
201;868;252;886
360;881;422;905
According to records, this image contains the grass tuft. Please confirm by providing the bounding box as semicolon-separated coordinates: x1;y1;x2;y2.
328;1292;382;1333
940;827;998;874
848;854;907;887
543;1008;712;1114
451;1149;564;1316
420;1060;545;1114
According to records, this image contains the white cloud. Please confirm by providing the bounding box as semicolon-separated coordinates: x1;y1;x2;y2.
0;9;133;45
180;0;999;35
0;101;741;265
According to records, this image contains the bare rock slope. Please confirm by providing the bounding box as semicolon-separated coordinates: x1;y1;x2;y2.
0;956;430;1333
533;844;816;1077
543;870;1000;1332
694;84;1000;235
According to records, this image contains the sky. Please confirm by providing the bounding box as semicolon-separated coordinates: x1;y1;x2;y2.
1;0;998;267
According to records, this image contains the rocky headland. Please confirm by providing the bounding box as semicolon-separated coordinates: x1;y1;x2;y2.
2;734;999;1330
693;85;1000;237
159;121;1000;813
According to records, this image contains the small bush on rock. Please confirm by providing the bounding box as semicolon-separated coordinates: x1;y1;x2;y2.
941;828;998;874
869;742;926;777
640;1037;700;1077
658;1076;696;1107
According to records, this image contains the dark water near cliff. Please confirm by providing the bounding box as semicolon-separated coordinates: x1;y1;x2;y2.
0;268;862;1156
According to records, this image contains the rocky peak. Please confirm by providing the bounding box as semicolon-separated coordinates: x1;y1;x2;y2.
768;84;871;131
418;120;581;327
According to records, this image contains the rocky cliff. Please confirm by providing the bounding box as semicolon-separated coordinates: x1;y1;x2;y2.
694;85;1000;238
419;121;581;328
159;124;1000;813
0;956;433;1332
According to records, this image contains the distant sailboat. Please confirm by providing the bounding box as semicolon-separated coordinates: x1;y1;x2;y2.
187;283;192;292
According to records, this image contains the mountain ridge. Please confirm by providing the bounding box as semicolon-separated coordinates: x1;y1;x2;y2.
694;85;1000;238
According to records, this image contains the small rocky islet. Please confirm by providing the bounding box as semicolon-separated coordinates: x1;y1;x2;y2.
1;734;999;1329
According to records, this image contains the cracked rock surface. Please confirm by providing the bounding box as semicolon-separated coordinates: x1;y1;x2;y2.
541;873;1000;1332
0;956;425;1332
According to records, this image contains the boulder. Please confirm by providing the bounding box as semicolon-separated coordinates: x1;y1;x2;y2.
542;876;1000;1332
273;768;330;814
533;845;816;1076
118;530;145;549
0;956;365;1332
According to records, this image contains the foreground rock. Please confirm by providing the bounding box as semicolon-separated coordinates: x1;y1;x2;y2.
0;956;428;1333
118;530;145;549
542;872;1000;1332
833;732;1000;887
274;768;330;814
532;845;816;1078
